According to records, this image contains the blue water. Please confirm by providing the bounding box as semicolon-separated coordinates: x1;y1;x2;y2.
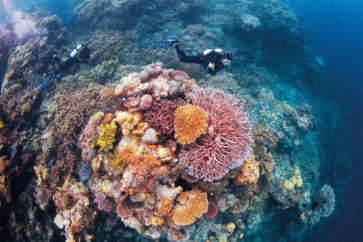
289;0;363;240
0;0;83;23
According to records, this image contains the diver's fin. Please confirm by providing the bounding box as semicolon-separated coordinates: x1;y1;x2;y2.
38;75;53;91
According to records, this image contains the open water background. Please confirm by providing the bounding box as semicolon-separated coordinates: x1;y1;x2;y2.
289;0;363;240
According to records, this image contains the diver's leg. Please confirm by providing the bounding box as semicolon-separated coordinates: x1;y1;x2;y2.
174;44;204;64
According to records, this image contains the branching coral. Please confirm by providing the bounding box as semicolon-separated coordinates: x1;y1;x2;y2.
178;88;252;182
174;104;208;144
172;189;208;225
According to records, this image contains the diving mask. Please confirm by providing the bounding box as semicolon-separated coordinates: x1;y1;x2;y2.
223;59;232;68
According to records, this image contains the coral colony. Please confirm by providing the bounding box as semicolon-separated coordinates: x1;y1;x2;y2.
63;63;253;241
0;0;341;241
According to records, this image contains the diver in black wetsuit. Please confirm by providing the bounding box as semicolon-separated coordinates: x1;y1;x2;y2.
38;43;91;90
172;40;233;75
52;43;91;75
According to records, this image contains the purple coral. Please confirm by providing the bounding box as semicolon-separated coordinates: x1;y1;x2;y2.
79;162;91;182
94;193;112;213
178;88;252;182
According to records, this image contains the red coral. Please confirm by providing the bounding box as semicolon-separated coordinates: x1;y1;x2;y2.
205;201;218;218
174;70;190;79
144;99;178;137
116;204;133;218
178;88;252;182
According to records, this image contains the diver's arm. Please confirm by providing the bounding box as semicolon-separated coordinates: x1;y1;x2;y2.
206;62;217;75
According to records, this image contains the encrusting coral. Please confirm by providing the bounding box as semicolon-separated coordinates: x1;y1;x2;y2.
174;104;208;144
235;152;260;186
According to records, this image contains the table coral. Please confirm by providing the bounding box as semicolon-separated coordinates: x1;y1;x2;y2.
172;189;209;225
178;88;252;182
174;104;209;144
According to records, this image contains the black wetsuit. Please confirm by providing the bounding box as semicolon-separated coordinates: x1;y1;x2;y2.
175;44;226;75
53;45;91;75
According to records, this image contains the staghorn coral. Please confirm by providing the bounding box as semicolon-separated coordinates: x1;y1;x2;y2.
172;189;208;225
178;88;252;182
174;104;208;144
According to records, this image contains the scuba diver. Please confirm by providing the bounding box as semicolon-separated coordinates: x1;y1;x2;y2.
171;40;233;75
38;43;91;91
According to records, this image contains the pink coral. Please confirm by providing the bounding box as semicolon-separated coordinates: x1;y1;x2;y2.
94;193;112;213
178;88;252;182
140;94;153;110
117;204;133;218
144;99;178;137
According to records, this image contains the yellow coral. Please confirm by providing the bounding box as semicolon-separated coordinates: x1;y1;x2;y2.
283;180;295;190
110;148;128;171
150;216;165;226
114;111;144;136
0;120;4;130
283;165;303;190
226;222;236;233
174;105;208;144
130;122;149;141
95;122;117;151
172;189;208;225
34;165;47;186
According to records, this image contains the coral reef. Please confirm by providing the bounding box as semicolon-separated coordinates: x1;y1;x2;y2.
0;0;346;241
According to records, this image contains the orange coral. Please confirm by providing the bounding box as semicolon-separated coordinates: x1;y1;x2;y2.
5;69;15;79
130;122;149;141
157;197;173;216
114;111;144;136
174;105;208;144
119;145;139;164
235;156;260;186
172;189;208;225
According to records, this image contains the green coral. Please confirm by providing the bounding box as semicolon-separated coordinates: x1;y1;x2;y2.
95;122;117;151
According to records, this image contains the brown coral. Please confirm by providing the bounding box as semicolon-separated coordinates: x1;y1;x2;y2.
172;189;208;225
174;105;208;144
235;156;260;186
